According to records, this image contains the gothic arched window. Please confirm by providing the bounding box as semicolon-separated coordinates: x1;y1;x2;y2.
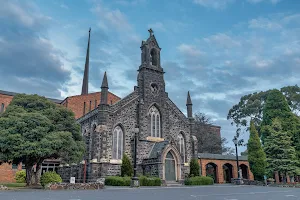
149;106;161;138
112;126;123;160
178;133;186;163
150;48;158;66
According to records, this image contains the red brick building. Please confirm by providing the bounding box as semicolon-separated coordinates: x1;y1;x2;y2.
0;89;120;183
199;153;254;183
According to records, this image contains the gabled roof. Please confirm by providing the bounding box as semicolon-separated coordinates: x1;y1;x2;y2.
0;90;62;104
149;141;169;159
198;153;248;161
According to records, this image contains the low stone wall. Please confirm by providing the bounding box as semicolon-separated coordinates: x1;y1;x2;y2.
0;185;8;190
231;178;264;186
45;182;104;190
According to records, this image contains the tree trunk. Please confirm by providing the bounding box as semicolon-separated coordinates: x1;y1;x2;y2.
25;165;33;186
33;163;42;185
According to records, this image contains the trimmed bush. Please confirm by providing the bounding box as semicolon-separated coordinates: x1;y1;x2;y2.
189;158;200;177
40;171;62;187
139;176;161;186
121;154;133;177
105;176;131;186
185;176;214;185
15;170;26;183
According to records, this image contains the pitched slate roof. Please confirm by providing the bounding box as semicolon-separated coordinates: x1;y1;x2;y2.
149;141;169;159
0;90;62;104
198;153;248;161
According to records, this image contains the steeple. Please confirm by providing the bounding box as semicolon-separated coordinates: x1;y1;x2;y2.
101;71;108;89
81;28;91;95
186;91;193;118
100;72;109;105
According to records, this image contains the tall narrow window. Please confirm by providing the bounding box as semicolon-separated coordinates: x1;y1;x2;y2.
112;126;123;160
89;101;92;111
149;106;161;138
178;133;185;163
0;103;4;113
83;102;86;115
156;114;160;137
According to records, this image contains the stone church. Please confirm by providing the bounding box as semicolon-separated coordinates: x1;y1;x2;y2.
77;29;199;183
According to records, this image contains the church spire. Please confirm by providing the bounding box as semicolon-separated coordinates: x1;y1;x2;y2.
100;71;109;105
186;91;193;118
81;28;91;95
186;91;192;105
101;71;108;89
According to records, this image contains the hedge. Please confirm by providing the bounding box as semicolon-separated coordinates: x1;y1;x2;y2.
15;170;26;183
105;176;131;186
184;176;214;185
105;176;162;186
40;171;62;187
139;176;161;186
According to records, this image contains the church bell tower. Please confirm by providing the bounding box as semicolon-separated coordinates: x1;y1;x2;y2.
137;29;165;101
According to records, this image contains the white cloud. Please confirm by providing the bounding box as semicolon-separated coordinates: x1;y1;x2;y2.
177;44;203;57
203;33;241;48
248;17;282;30
92;3;132;32
60;3;69;9
148;22;166;32
193;0;235;9
247;0;282;4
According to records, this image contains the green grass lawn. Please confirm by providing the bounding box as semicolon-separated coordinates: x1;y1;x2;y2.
0;183;26;188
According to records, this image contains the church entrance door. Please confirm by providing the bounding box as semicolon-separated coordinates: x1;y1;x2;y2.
165;151;176;181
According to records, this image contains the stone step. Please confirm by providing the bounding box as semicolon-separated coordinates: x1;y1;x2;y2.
166;181;183;187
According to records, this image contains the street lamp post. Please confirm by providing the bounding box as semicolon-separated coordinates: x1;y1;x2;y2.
233;136;243;184
131;126;140;187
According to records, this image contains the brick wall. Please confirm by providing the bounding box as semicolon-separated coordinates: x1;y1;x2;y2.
0;94;13;113
199;158;254;183
0;163;22;183
61;92;120;119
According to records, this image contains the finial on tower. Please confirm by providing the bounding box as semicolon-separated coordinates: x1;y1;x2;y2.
101;71;108;89
186;91;192;105
148;28;154;37
186;91;193;119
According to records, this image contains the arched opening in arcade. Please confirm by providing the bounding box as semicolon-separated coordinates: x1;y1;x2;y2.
223;163;233;183
240;164;249;179
206;163;218;183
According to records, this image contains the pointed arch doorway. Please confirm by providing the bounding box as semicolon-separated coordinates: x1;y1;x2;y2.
165;152;176;181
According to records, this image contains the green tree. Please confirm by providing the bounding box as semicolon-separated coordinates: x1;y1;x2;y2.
189;158;200;177
247;120;266;180
121;154;133;177
227;85;300;129
0;94;85;186
264;118;298;176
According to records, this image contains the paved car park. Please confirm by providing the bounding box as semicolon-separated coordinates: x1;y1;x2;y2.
1;185;299;200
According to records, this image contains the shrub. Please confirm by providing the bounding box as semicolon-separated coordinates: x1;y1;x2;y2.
189;158;200;177
15;170;26;183
139;176;161;186
40;171;62;187
184;176;214;185
105;176;131;186
121;154;133;177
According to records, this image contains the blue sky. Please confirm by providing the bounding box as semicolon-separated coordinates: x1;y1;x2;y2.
1;0;300;151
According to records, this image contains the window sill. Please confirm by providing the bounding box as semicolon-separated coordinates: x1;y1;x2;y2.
110;159;122;164
146;136;164;142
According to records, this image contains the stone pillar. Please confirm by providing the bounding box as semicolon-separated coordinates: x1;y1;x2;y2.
217;164;224;184
274;171;280;183
201;161;206;177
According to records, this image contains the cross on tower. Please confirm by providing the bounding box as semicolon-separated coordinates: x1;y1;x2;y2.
148;28;154;36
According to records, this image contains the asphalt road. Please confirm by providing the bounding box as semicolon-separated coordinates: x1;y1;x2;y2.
1;185;300;200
